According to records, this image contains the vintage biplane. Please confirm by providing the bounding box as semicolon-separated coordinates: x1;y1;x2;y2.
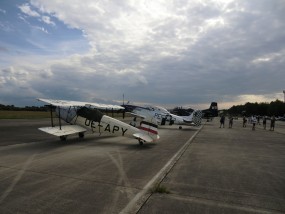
37;98;159;145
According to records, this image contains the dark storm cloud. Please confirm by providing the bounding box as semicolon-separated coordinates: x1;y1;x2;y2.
1;0;284;108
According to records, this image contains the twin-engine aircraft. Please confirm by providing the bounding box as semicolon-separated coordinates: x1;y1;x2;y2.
37;98;159;145
122;104;202;129
201;102;218;119
171;102;218;121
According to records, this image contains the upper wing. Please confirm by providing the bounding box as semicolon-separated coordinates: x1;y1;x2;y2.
38;98;124;110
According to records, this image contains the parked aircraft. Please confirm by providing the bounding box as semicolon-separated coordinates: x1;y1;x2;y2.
122;104;202;129
202;102;218;119
277;116;285;121
171;102;218;121
37;98;159;145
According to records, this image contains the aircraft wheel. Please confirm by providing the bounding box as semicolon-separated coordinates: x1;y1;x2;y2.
139;140;144;146
179;126;182;129
79;132;84;138
60;136;67;141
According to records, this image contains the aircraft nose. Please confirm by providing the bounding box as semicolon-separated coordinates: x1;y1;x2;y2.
121;105;134;111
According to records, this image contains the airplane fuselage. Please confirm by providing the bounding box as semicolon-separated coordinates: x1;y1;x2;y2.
56;106;142;139
123;104;193;126
77;115;133;137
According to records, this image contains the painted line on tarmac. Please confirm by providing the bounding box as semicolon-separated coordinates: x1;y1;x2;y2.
120;125;204;214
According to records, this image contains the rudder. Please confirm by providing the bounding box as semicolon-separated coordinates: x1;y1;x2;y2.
139;117;159;141
192;110;202;126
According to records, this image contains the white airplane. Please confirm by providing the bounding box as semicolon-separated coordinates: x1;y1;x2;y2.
37;98;159;145
122;104;203;129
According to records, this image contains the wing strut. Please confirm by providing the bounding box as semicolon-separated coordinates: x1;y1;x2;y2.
49;105;54;127
58;106;62;130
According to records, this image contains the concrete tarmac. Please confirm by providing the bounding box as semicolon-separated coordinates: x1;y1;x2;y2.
0;118;284;213
0;118;198;213
139;118;285;214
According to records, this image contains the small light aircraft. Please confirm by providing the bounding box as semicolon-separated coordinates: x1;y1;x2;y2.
122;103;202;129
37;98;159;145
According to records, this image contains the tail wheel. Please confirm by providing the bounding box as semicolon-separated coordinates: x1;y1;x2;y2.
60;136;67;141
79;132;84;138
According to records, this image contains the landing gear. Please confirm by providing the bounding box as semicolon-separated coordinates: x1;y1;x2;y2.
130;117;137;127
179;126;182;129
78;132;85;138
60;136;67;141
139;140;144;145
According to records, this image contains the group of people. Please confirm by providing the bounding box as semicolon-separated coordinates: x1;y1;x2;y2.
245;115;276;131
220;115;276;131
219;115;233;128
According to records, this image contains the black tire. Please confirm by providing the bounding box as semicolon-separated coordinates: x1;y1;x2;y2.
60;136;67;141
79;132;84;138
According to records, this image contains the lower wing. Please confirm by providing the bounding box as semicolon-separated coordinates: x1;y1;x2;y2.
39;125;87;136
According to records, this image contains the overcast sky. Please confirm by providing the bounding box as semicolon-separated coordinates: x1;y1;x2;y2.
0;0;285;109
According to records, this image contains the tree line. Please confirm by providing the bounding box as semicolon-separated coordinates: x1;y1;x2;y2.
1;100;285;117
0;104;47;111
227;100;285;117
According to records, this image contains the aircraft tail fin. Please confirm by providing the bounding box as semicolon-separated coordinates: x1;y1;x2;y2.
192;110;203;126
137;117;159;142
209;102;218;116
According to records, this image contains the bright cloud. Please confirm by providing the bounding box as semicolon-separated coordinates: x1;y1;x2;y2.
41;16;55;26
0;8;6;14
18;3;40;17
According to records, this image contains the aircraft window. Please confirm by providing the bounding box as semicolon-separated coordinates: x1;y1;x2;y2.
77;107;103;122
145;107;154;111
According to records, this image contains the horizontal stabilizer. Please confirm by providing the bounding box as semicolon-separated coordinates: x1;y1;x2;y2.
133;133;156;143
39;125;87;137
183;110;202;126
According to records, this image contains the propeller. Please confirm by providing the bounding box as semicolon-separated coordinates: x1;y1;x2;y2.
121;94;131;119
122;93;126;119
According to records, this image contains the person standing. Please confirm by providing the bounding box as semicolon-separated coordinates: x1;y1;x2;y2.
248;116;251;125
270;116;276;131
262;116;267;130
251;115;257;131
243;116;247;127
229;116;233;128
220;115;225;128
257;116;261;125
